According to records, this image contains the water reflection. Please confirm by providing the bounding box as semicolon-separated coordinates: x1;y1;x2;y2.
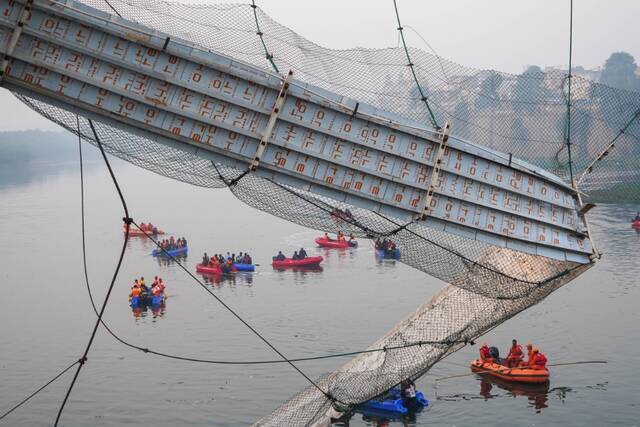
131;301;167;320
478;376;550;413
200;272;254;287
155;254;188;267
272;265;324;274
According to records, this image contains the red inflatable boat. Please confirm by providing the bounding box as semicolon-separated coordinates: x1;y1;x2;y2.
632;220;640;228
315;237;356;249
196;264;225;275
272;256;323;268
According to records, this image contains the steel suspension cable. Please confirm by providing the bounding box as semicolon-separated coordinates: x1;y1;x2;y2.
392;0;440;130
565;0;575;186
54;119;131;426
251;0;280;73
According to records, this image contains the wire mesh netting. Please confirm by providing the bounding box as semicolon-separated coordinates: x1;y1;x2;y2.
7;0;630;424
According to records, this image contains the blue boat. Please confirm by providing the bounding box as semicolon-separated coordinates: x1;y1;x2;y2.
356;387;428;416
375;248;401;260
130;293;165;306
151;246;188;257
233;263;256;272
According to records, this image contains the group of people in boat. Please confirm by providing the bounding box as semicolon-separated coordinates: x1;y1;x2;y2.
273;248;308;261
137;222;159;234
202;252;253;272
324;231;357;246
159;236;187;251
375;238;397;255
129;276;167;300
479;339;547;369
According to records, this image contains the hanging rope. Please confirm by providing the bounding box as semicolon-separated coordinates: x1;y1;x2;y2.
565;0;575;186
251;0;280;73
392;0;440;130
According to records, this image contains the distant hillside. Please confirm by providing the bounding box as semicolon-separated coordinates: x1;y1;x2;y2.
0;130;102;188
0;130;82;163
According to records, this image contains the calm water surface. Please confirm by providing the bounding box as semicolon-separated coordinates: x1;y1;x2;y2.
1;146;639;426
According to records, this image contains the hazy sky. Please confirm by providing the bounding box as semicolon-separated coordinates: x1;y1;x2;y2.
1;0;638;131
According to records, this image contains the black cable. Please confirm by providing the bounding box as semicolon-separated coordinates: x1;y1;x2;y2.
103;0;122;17
54;119;131;426
0;360;80;422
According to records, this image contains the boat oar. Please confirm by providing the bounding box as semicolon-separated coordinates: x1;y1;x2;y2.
435;360;607;382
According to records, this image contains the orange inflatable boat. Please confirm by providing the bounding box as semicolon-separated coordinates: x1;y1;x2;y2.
470;359;549;383
124;226;164;236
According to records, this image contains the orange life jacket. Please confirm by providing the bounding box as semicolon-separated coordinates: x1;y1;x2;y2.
533;353;547;366
508;344;523;359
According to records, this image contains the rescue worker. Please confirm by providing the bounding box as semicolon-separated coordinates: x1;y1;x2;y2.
400;378;417;410
129;280;141;300
274;251;286;261
506;339;524;367
202;252;209;266
210;255;220;267
140;276;145;288
324;232;333;241
337;231;345;242
529;348;548;370
479;342;491;362
292;251;300;260
299;248;308;259
526;343;534;365
635;211;640;221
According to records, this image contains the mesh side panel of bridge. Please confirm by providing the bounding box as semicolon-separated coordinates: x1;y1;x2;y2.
74;0;640;202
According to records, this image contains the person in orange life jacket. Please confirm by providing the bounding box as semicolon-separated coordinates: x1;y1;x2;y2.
526;343;534;364
337;231;345;242
210;255;220;267
479;342;492;362
129;280;141;299
506;339;524;367
529;348;547;370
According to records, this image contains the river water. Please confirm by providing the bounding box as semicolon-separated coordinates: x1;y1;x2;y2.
1;139;639;426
